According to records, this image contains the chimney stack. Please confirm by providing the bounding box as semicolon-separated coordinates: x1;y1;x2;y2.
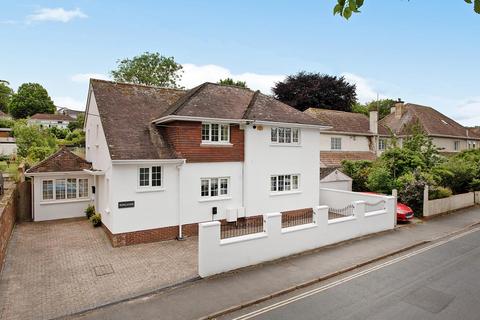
394;98;404;119
369;110;378;134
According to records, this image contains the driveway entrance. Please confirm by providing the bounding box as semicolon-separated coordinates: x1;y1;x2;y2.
0;219;198;320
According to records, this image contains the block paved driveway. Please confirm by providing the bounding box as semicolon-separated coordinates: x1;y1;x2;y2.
0;219;198;320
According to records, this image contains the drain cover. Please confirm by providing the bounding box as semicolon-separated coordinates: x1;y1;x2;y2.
93;264;114;276
403;286;455;313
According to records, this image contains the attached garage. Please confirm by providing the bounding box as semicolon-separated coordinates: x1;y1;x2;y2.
319;167;352;191
25;147;94;221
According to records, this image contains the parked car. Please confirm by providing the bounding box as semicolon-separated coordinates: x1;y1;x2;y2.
363;192;414;222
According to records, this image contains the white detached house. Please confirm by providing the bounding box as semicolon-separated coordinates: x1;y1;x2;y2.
81;80;329;246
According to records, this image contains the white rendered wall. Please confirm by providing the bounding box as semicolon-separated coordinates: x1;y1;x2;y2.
199;196;395;277
319;180;352;191
32;174;93;221
28;119;70;129
243;125;320;215
319;133;372;152
0;143;16;156
424;192;475;217
432;137;468;153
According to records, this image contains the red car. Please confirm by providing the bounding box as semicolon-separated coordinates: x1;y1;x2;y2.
363;192;414;222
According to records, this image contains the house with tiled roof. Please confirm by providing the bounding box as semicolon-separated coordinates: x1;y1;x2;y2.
381;101;480;154
305;108;391;168
80;79;329;246
28;113;74;129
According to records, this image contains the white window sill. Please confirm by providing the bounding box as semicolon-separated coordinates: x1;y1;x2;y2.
40;198;90;205
198;196;232;203
136;187;165;193
270;190;301;197
200;142;233;147
270;143;301;147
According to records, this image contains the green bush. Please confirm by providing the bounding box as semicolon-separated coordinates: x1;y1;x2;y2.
90;213;102;227
84;205;95;219
429;186;452;200
341;160;372;191
366;165;396;194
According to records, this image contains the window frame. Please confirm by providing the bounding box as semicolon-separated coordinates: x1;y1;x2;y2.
270;127;300;145
137;165;163;190
379;138;387;151
41;177;89;202
454;140;460;151
331;137;342;150
270;174;300;194
200;177;230;199
201;123;230;144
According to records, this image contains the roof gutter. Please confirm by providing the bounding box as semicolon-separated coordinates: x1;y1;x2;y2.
111;159;186;165
152;115;331;130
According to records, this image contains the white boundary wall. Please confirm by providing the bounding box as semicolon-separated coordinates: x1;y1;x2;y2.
199;194;395;277
424;188;478;217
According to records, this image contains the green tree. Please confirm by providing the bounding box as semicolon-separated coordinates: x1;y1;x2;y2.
63;129;85;147
333;0;480;19
111;52;183;88
218;78;248;88
272;72;357;112
67;113;85;131
341;160;372;191
351;103;368;116
13;120;57;162
365;99;396;119
9;83;56;119
0;81;13;113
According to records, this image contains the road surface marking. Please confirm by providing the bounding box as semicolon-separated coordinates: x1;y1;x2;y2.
229;227;480;320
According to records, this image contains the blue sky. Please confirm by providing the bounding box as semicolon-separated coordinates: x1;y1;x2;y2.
1;0;479;125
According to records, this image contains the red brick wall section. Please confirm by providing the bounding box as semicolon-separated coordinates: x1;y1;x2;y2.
163;121;244;163
101;208;313;247
0;187;17;272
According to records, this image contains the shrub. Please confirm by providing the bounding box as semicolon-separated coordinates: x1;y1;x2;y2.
366;164;395;194
341;160;372;191
90;213;102;227
397;170;432;217
429;186;452;200
85;205;95;219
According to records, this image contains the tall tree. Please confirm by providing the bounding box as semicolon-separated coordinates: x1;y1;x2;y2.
9;83;56;119
333;0;480;19
0;81;13;113
272;72;357;112
365;99;396;119
111;52;183;88
218;78;248;88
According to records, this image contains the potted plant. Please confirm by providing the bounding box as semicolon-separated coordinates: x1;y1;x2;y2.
85;205;95;219
90;213;102;227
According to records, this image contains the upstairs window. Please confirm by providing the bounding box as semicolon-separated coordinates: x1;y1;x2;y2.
271;174;300;193
202;123;230;143
138;166;163;188
271;127;300;144
331;137;342;150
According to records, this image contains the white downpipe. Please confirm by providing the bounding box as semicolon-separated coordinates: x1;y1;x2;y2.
177;163;184;240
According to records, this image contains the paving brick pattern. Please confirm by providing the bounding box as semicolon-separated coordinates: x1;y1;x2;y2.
0;219;198;320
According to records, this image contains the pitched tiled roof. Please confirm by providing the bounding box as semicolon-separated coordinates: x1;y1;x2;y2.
90;79;185;160
158;83;325;126
320;167;337;180
320;151;377;168
305;108;390;135
30;113;74;121
468;127;480;138
26;147;91;173
380;104;477;139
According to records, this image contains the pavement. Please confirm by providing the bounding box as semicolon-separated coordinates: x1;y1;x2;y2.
220;224;480;320
72;206;480;320
0;219;198;320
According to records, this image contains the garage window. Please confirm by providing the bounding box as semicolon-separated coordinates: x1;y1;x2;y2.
42;178;89;201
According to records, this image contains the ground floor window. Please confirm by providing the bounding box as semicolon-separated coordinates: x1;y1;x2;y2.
138;166;163;188
42;178;89;201
271;174;300;193
201;177;229;198
379;138;387;150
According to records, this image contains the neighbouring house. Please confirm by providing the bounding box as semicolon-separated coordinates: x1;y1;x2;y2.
57;106;84;119
79;79;329;246
319;167;352;191
304;108;390;168
381;101;480;154
24;147;93;221
0;128;16;156
28;113;74;129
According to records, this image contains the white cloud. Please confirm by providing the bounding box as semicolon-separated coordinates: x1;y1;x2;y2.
27;8;87;23
71;73;109;83
180;64;285;94
452;98;480;127
341;72;385;103
52;96;85;110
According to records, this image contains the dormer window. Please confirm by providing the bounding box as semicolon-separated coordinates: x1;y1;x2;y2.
202;123;230;144
271;127;300;144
